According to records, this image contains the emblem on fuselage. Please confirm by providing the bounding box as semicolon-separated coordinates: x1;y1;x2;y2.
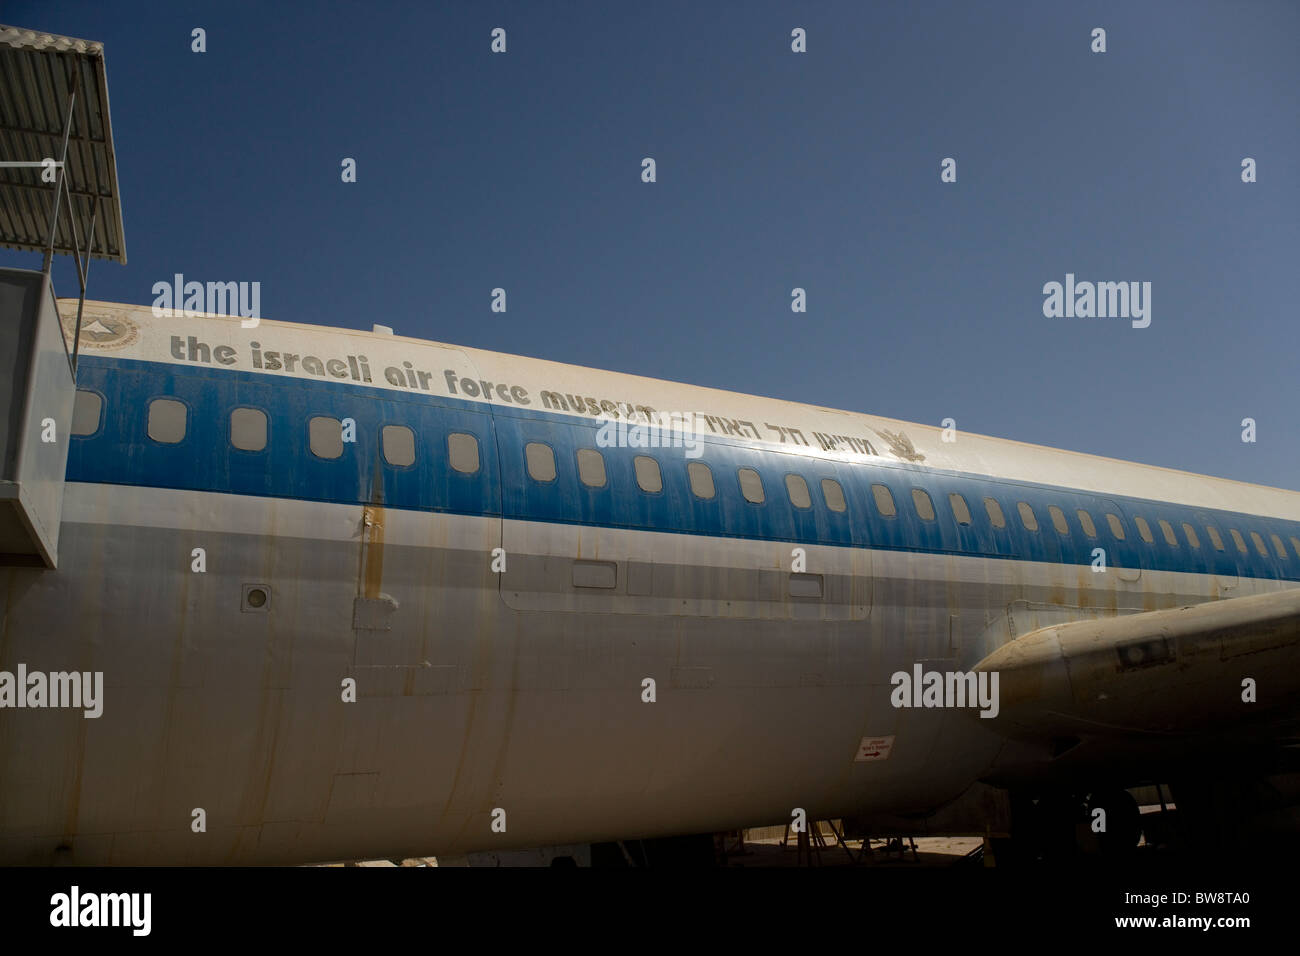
875;428;926;463
62;308;139;350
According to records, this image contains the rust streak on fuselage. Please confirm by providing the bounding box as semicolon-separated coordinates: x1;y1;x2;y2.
360;505;385;600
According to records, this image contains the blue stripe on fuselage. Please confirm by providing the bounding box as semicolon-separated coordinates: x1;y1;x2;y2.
66;356;1300;582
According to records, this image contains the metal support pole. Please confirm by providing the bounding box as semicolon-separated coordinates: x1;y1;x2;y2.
66;194;85;288
70;196;98;376
40;60;80;275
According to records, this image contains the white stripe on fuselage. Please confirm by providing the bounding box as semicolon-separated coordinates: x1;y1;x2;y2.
62;481;1277;619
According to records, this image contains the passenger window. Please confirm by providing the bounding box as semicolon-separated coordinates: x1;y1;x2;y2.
1076;510;1097;538
71;389;102;436
1181;523;1200;549
1158;519;1178;547
1271;533;1287;559
786;474;812;509
689;461;715;499
1205;526;1225;551
307;415;341;459
577;448;606;488
912;489;935;521
381;424;414;466
1106;514;1126;540
149;398;188;445
1229;529;1247;554
1250;531;1269;557
738;467;763;503
1134;516;1154;543
984;497;1005;529
1291;536;1300;560
1017;502;1038;532
821;478;847;513
872;484;897;517
449;433;479;474
525;442;556;482
635;456;663;493
949;493;971;525
230;407;267;452
1048;505;1069;535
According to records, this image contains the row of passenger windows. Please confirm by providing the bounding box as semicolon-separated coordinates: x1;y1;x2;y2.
863;480;1300;562
72;392;484;473
536;440;849;512
539;446;1300;562
73;391;1300;563
75;392;851;510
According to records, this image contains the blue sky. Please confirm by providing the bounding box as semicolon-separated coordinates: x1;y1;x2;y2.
6;1;1298;488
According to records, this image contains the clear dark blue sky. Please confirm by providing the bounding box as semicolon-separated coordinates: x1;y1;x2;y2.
7;1;1298;488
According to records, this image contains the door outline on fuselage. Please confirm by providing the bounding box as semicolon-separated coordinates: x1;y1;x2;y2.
1095;496;1142;583
1193;510;1238;593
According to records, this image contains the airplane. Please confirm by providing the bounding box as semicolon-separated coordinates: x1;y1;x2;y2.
1;288;1298;866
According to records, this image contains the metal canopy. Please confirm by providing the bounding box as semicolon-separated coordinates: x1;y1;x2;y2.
0;24;127;265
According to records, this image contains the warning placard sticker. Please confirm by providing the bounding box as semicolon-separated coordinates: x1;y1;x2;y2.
854;735;895;762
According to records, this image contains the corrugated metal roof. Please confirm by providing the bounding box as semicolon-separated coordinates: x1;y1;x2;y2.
0;24;126;263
